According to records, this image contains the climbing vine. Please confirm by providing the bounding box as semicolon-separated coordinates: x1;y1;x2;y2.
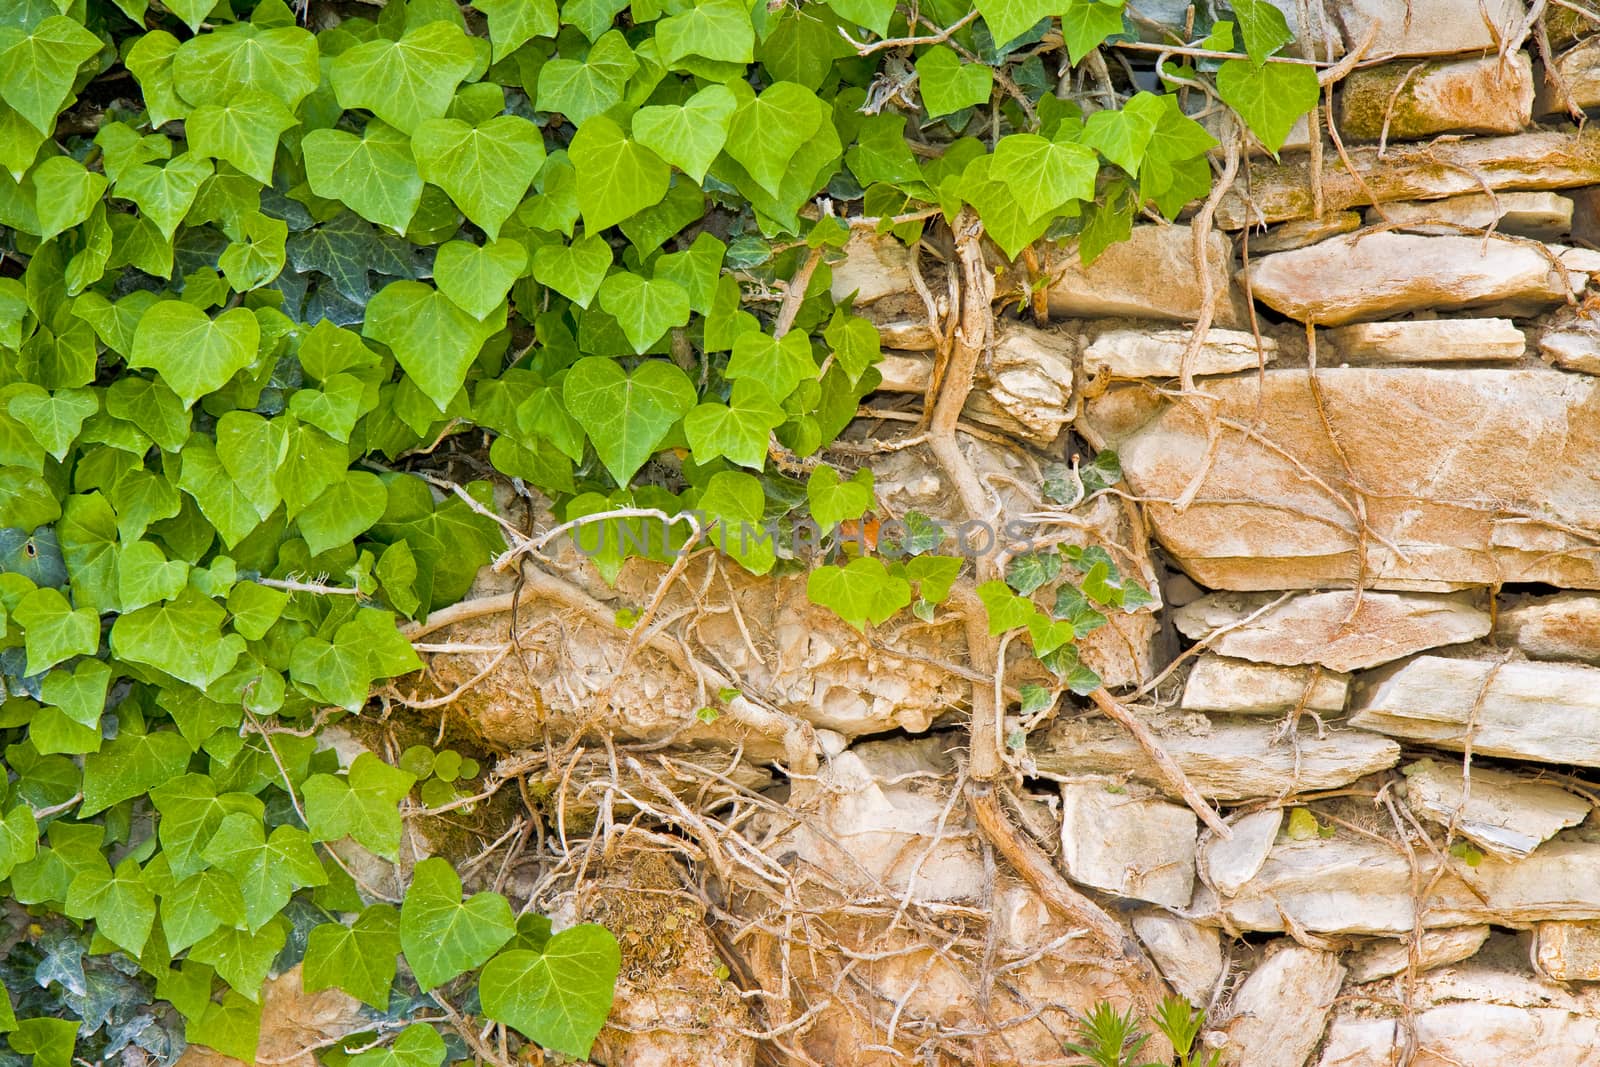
0;0;1316;1062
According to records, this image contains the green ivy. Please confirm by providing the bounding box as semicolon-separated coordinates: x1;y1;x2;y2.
0;0;1313;1061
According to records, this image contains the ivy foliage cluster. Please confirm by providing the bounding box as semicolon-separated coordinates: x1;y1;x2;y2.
0;0;1315;1062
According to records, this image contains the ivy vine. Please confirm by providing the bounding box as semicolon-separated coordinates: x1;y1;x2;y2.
0;0;1315;1062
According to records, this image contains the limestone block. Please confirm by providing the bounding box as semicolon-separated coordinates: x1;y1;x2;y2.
1058;782;1197;906
1133;911;1223;1005
1083;326;1276;380
1339;54;1533;140
1047;224;1242;326
1533;921;1600;980
1345;926;1492;983
1496;592;1600;662
1333;0;1525;57
1181;656;1349;715
1400;759;1591;860
1201;808;1283;896
1220;945;1345;1067
1326;318;1527;363
1364;191;1572;241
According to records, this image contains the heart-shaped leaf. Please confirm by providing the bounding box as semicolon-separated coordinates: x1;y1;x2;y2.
0;16;104;134
596;272;690;353
399;858;515;990
363;280;500;411
7;385;97;461
116;540;189;611
329;21;476;134
303;123;423;235
570;115;670;233
434;239;528;321
479;926;621;1059
562;356;696;485
129;302;261;408
631;83;736;182
534;29;635;123
915;46;993;119
683;379;783;470
806;465;874;530
185;90;296;185
413;115;545;240
806;557;911;630
530;232;612;307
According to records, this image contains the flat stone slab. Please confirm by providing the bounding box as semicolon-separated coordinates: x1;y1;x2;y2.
1058;782;1196;907
1496;592;1600;663
1339;54;1532;140
1534;922;1600;980
1400;759;1591;860
1345;926;1491;983
1083;326;1276;380
1326;318;1527;363
1245;232;1587;325
1332;0;1525;57
1366;192;1572;241
1222;946;1345;1067
1181;656;1349;715
1035;715;1400;802
1351;656;1600;766
1173;591;1490;672
1201;808;1282;896
1133;912;1222;1006
1047;224;1242;326
1081;368;1600;590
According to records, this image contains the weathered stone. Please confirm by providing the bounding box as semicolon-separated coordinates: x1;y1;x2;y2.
1352;656;1600;766
1368;190;1572;241
1252;211;1363;253
1400;758;1591;860
1326;317;1527;363
1534;921;1600;980
1496;592;1600;662
1215;830;1600;935
1059;782;1197;906
1081;368;1600;590
1333;0;1525;57
1344;926;1492;983
1201;808;1283;895
1537;309;1600;374
1133;911;1223;1005
1536;34;1600;115
177;966;365;1067
830;230;914;306
1083;326;1276;380
1218;128;1600;229
1182;656;1349;715
1244;232;1587;325
1172;591;1490;672
1219;945;1345;1067
1046;225;1243;326
1338;54;1533;140
1035;715;1400;802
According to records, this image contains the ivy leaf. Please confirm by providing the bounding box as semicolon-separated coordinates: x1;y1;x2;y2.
150;773;265;882
530;232;611;307
1078;90;1163;176
698;470;774;574
1232;0;1293;65
185;91;295;185
303;123;424;235
824;0;895;35
1060;0;1128;64
171;23;321;111
114;155;213;241
178;433;269;546
631;84;736;183
7;385;97;461
0;16;103;135
1052;584;1108;638
364;280;499;411
725;81;824;199
128;302;260;409
479;926;621;1059
805;557;911;630
413;116;544;241
190;917;288;999
109;586;246;690
597;272;690;354
471;0;558;61
434;239;527;322
80;728;192;816
0;805;39;882
202;814;327;931
161;868;247;955
916;46;993;119
535;29;636;124
330;21;476;134
1005;550;1061;596
822;309;881;384
302;753;417;861
116;540;188;610
286;213;418;305
350;1024;444;1067
725;330;816;400
562;356;696;485
974;0;1054;48
303;904;400;1009
992;133;1099;218
32;156;106;242
14;587;99;674
905;554;962;602
9;1018;76;1067
1215;58;1318;154
65;857;155;957
218;211;288;292
657;0;754;65
683;380;783;470
399;857;515;991
977;579;1035;634
570;115;670;233
806;465;874;530
296;471;388;557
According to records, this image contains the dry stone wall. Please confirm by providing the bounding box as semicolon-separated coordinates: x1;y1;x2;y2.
400;3;1600;1065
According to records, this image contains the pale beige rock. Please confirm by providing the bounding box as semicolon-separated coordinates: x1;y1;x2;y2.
1220;945;1345;1067
1181;656;1349;715
1059;782;1197;906
1325;318;1527;363
1496;592;1600;662
1216;831;1600;934
1536;34;1600;115
1364;192;1573;241
1172;591;1489;672
1218;128;1600;230
1133;911;1224;1005
1538;321;1600;375
1339;54;1533;139
1201;808;1283;895
1080;368;1600;590
1352;656;1600;766
1034;715;1401;802
830;231;914;306
1533;921;1600;980
1252;211;1362;253
1046;224;1242;326
1345;926;1492;983
1083;326;1276;380
1333;0;1525;57
1400;759;1590;860
1244;232;1586;325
